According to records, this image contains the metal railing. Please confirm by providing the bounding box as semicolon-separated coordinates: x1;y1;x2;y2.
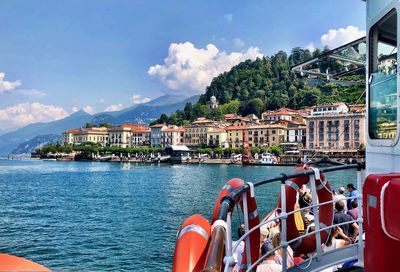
201;163;364;272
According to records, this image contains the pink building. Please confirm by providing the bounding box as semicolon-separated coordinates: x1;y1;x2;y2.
305;103;366;151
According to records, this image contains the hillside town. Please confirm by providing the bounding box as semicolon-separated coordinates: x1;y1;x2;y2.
56;100;366;163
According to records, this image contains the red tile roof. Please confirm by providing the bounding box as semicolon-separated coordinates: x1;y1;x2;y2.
150;124;165;128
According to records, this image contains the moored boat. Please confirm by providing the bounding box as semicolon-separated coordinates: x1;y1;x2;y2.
258;152;278;164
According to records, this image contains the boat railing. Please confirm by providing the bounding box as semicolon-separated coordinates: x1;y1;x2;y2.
201;163;364;272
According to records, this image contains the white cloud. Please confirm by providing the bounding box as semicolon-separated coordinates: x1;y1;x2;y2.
83;105;96;114
99;99;105;103
233;38;245;48
321;25;366;49
0;72;22;94
131;94;151;105
148;42;263;94
224;14;233;23
104;103;124;112
0;103;69;131
17;89;46;98
305;42;315;52
71;106;79;113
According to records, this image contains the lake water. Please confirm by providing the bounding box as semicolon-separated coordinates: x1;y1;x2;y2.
0;160;357;271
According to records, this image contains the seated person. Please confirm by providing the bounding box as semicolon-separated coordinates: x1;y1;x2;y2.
347;200;359;220
334;201;359;239
271;232;294;268
257;240;282;272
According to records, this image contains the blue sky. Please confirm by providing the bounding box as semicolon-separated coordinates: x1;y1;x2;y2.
0;0;366;132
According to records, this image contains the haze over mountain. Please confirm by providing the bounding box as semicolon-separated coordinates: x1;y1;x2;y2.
1;95;199;155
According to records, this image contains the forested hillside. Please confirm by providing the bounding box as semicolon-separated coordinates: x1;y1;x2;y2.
151;47;365;125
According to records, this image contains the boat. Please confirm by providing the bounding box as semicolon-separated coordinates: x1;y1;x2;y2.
172;1;400;271
258;152;278;164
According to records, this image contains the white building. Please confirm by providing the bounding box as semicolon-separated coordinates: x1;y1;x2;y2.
150;124;166;147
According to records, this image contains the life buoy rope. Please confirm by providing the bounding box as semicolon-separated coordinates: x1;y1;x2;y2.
278;166;333;254
212;178;260;272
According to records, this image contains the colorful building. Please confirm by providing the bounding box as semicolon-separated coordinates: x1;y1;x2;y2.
109;124;150;148
61;127;109;146
305;103;366;151
161;126;185;147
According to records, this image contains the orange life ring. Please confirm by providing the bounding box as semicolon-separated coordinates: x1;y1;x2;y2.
212;178;260;271
278;166;333;254
0;254;50;271
172;214;211;272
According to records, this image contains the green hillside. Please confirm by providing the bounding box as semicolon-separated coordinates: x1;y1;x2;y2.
152;47;365;125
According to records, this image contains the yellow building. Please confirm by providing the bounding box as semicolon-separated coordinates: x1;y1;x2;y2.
207;128;228;148
247;124;286;147
61;127;109;146
184;118;227;147
226;126;247;148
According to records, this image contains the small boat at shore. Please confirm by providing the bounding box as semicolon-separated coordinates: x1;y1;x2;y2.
258;152;278;164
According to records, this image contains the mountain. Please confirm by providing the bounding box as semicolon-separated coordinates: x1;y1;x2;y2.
2;94;200;155
11;134;60;155
0;110;92;155
90;95;199;125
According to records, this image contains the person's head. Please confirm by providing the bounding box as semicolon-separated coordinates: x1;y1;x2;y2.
351;200;358;209
335;201;345;212
261;240;275;259
271;232;282;248
347;183;356;192
238;224;245;239
338;187;345;194
325;227;339;247
260;226;269;244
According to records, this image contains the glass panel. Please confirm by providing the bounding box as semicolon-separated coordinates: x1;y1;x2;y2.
369;9;398;139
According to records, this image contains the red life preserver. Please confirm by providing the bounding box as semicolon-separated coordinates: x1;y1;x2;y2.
172;214;211;272
0;254;50;272
278;166;333;254
212;178;260;271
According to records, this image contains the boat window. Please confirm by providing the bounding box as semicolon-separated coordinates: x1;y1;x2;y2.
369;9;398;140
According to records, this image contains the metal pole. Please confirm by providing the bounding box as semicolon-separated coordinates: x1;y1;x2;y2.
356;169;364;266
224;212;233;272
242;193;252;269
281;180;288;271
309;169;322;261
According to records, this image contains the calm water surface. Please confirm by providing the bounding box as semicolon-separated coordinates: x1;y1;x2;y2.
0;160;356;271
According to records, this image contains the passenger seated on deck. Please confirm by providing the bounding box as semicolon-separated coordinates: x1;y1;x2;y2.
347;200;359;220
333;187;347;212
257;240;282;272
298;185;313;227
271;232;294;268
346;183;359;211
233;224;245;272
319;227;352;272
333;201;359;240
298;186;312;210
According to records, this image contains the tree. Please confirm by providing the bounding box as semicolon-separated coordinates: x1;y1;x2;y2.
214;147;223;158
207;107;224;120
159;114;169;124
219;100;240;115
239;98;264;117
268;144;283;156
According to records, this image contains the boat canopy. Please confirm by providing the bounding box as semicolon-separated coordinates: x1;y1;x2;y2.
292;37;366;85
